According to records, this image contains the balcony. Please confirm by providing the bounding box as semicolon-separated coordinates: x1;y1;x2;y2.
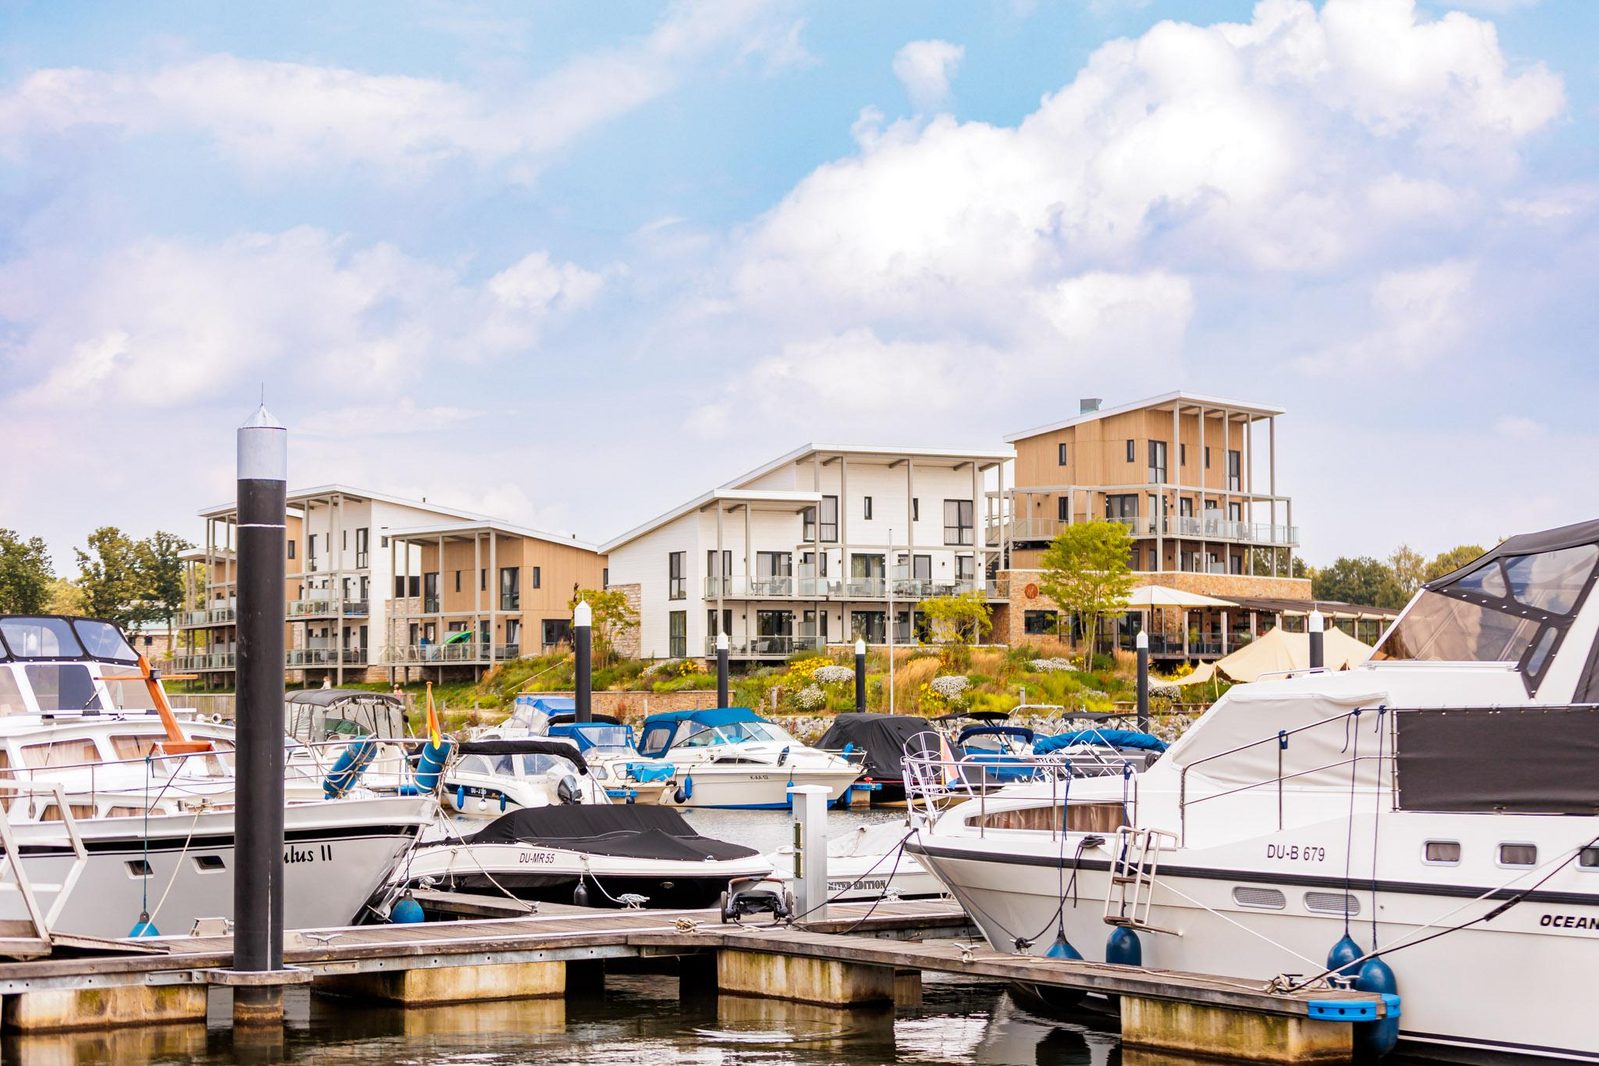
989;518;1061;544
704;635;824;659
162;652;236;673
997;515;1298;547
383;642;520;665
287;598;370;619
178;606;236;628
286;647;368;667
704;577;998;601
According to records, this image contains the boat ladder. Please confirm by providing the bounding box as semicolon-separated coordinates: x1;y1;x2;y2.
0;783;91;960
1103;826;1179;935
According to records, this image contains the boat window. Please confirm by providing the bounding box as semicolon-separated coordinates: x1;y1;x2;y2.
0;618;85;659
1499;843;1537;867
194;855;227;872
1580;847;1599;869
0;667;27;715
681;721;791;747
638;726;673;756
71;620;139;662
101;668;157;712
126;859;153;877
1303;891;1360;916
456;755;493;777
1423;841;1461;865
23;663;101;712
20;738;101;768
1373;542;1599;691
38;803;95;822
110;735;158;760
105;806;146;818
572;725;633;751
521;753;577;777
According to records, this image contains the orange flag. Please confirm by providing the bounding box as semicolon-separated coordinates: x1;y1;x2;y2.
425;681;441;747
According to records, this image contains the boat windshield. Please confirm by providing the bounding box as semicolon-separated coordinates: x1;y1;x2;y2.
1374;542;1599;686
0;618;84;659
572;725;634;752
678;720;792;747
491;752;578;777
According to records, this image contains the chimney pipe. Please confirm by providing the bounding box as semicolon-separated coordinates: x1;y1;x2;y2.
1080;398;1102;414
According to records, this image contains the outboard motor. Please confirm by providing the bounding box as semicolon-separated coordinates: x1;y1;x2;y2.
557;774;583;805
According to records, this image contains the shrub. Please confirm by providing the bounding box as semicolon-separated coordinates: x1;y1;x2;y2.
792;684;826;711
813;665;855;686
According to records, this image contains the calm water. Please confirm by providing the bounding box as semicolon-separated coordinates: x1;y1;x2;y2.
0;807;1241;1066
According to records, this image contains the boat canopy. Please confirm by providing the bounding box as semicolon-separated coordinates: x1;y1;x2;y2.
816;713;937;781
956;724;1034;745
0;616;139;663
284;688;407;742
465;805;759;861
1034;729;1167;755
456;737;589;774
548;721;636;752
641;707;765;729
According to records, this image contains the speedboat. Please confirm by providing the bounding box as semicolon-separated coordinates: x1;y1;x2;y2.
0;615;434;941
937;712;1041;788
440;737;607;817
908;521;1599;1063
386;804;773;909
547;717;678;804
634;708;863;809
815;712;945;805
1031;714;1167;777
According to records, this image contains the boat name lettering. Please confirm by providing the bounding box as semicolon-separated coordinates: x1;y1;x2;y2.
1265;843;1326;862
1540;913;1599;932
832;879;886;893
285;844;332;864
518;851;557;865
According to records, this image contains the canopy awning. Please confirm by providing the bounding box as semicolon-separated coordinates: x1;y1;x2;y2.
1176;626;1375;686
1126;584;1237;609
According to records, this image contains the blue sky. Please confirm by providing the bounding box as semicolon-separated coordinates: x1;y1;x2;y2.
2;0;1595;569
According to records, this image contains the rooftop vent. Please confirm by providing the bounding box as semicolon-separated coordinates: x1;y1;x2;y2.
1079;398;1102;414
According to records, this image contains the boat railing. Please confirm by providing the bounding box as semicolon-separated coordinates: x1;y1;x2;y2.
902;741;1084;837
1176;705;1391;846
0;780;90;941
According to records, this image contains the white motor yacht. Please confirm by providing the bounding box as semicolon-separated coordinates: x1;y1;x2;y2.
907;522;1599;1063
767;819;946;902
439;736;607;817
634;708;863;809
0;615;435;940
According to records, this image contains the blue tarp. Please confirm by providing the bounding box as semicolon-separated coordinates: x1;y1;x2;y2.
1033;729;1168;755
514;695;576;716
640;707;765;730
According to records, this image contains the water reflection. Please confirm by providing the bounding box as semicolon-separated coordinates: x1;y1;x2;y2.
0;973;1246;1066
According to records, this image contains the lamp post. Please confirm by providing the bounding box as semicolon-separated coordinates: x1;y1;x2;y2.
854;637;867;713
1308;607;1325;671
1135;629;1150;734
716;631;730;707
574;599;592;722
886;528;895;714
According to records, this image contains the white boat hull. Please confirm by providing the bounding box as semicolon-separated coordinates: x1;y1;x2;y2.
664;766;862;809
6;797;433;939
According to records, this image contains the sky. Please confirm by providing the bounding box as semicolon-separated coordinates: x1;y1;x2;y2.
2;0;1595;569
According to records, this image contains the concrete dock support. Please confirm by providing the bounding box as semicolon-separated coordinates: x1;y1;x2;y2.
1119;996;1352;1064
716;949;894;1007
315;960;566;1005
2;984;209;1033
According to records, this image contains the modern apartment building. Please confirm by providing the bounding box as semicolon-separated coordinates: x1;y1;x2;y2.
602;445;1012;661
382;518;606;678
994;392;1314;653
172;486;600;685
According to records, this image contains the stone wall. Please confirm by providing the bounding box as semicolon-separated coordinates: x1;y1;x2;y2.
609;583;642;660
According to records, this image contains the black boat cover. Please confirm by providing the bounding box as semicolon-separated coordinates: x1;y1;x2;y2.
465;805;760;862
817;713;938;781
1395;706;1599;814
456;738;590;775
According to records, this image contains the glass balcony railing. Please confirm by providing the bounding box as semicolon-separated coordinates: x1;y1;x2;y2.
287;599;369;618
704;576;991;600
383;642;519;665
703;635;825;658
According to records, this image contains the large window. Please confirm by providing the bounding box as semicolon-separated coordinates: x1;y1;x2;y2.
1148;440;1168;484
852;610;886;644
803;496;839;542
943;499;974;545
1228;449;1242;491
1105;494;1138;523
1374;542;1599;693
355;527;369;568
668;551;686;600
423;572;439;612
542;618;572;648
668;611;687;658
499;567;520;610
707;609;732;637
1058;497;1069;521
1024;610;1059;635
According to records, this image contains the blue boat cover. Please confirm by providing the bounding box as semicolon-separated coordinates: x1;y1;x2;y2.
627;762;675;782
640;707;766;729
514;695;576;716
1034;729;1167;754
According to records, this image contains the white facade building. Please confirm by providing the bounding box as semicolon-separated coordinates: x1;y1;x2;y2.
603;445;1012;661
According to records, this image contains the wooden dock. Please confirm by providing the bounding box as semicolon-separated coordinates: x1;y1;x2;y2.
0;899;1388;1062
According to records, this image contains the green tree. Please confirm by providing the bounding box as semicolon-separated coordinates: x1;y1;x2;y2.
1388;544;1427;597
137;530;193;642
1423;544;1488;584
917;591;993;645
1311;556;1407;609
1037;520;1135;659
75;527;146;627
1248;547;1309;578
0;530;54;613
569;588;638;665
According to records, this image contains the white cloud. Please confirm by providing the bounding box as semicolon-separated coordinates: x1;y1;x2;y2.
893;40;965;112
0;228;601;409
1492;414;1545;439
0;2;792;179
1302;259;1477;371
